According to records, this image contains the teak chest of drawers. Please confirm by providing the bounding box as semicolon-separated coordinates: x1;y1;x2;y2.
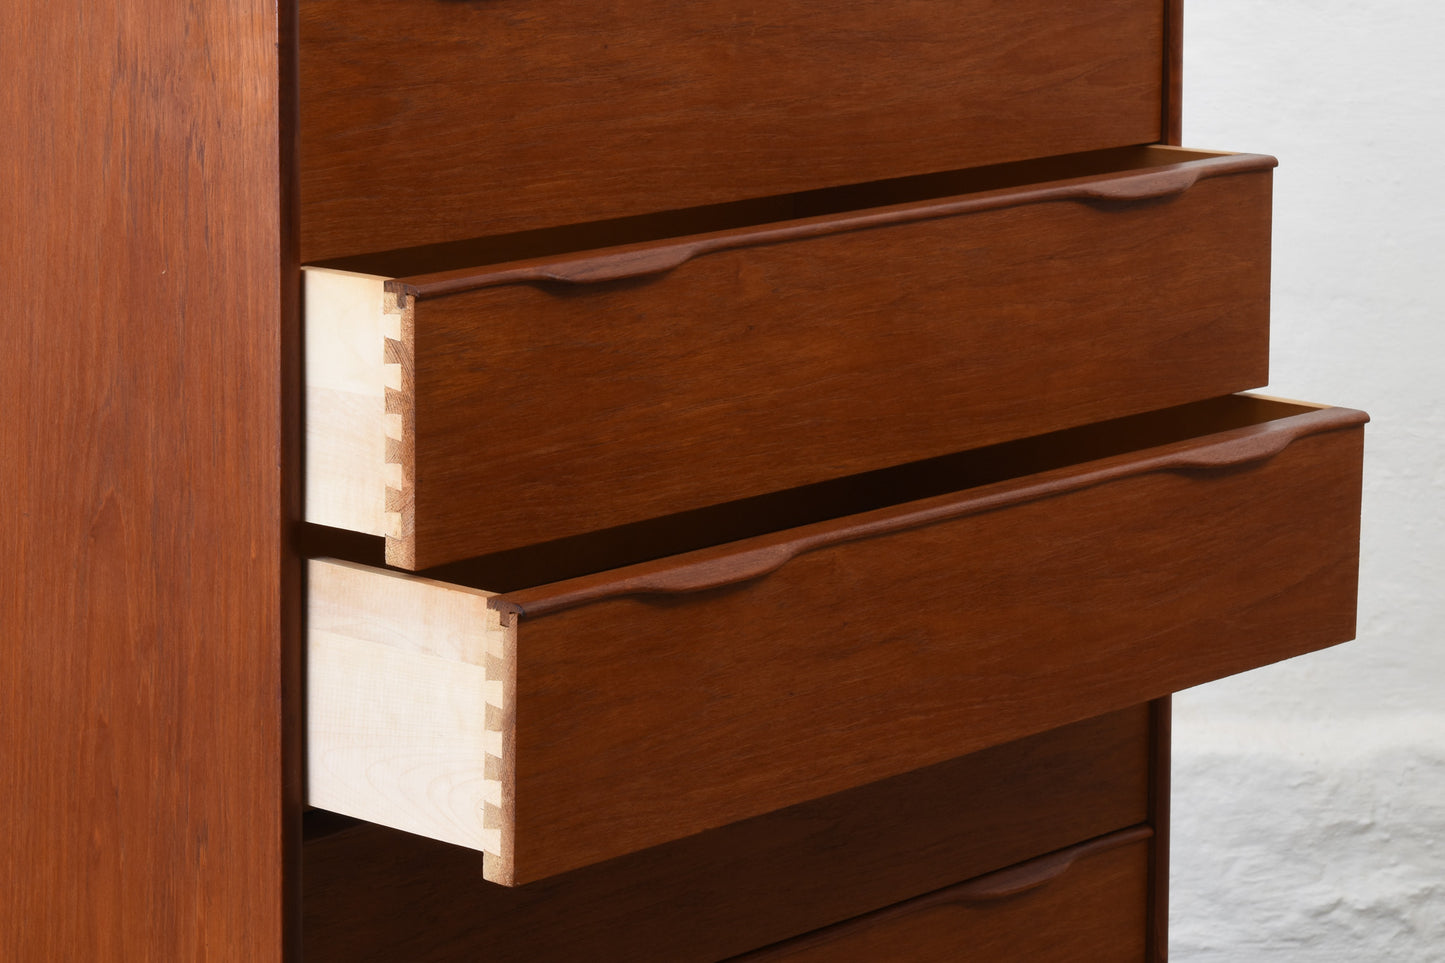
294;1;1366;959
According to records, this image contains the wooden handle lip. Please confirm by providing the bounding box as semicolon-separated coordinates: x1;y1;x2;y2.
946;825;1153;903
530;244;703;284
605;544;800;596
1162;404;1368;471
725;826;1153;959
398;153;1278;298
1077;165;1200;201
494;404;1366;617
1074;152;1277;204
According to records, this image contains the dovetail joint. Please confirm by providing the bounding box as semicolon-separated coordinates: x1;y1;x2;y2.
381;289;416;561
481;604;515;868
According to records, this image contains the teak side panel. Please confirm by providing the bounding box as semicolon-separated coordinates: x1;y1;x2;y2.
0;0;290;957
298;0;1164;260
398;170;1271;568
737;829;1152;962
500;422;1363;880
1147;697;1173;963
304;706;1150;962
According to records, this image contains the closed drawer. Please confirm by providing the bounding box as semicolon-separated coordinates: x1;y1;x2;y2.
299;0;1167;260
303;707;1151;962
306;394;1364;884
305;147;1275;570
734;827;1153;962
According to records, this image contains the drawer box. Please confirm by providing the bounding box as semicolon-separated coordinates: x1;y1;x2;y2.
735;827;1152;962
305;147;1276;570
306;395;1364;884
300;0;1168;260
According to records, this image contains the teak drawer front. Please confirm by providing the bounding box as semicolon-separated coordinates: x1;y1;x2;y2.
299;0;1167;260
305;148;1275;570
304;707;1150;962
735;828;1152;963
306;396;1365;885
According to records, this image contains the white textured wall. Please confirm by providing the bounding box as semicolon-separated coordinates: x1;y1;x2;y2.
1174;2;1445;959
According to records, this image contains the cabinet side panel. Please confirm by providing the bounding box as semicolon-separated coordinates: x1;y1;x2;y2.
0;0;287;958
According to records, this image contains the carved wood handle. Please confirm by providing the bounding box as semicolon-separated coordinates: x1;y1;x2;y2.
532;244;702;284
409;153;1278;297
1077;165;1202;202
495;403;1365;617
947;848;1083;902
506;166;1203;285
1165;421;1303;469
728;827;1153;959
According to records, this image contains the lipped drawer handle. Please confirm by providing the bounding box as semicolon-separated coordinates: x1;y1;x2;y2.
532;244;702;284
407;154;1277;296
1075;165;1202;202
496;404;1366;616
941;824;1150;904
735;827;1153;959
1168;423;1301;470
522;168;1202;285
620;418;1314;593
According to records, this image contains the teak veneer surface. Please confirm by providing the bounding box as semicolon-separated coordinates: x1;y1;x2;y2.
308;150;1275;569
496;404;1364;880
736;829;1152;962
304;706;1150;962
0;0;292;957
299;0;1165;260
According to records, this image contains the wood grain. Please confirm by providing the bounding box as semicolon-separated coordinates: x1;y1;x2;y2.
1147;697;1173;963
1165;0;1184;144
306;559;502;856
736;828;1152;962
304;268;391;537
495;403;1365;881
325;150;1276;568
0;0;290;957
298;0;1165;261
304;706;1151;961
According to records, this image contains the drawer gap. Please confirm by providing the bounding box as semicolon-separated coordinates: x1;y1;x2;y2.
311;145;1224;280
313;394;1320;594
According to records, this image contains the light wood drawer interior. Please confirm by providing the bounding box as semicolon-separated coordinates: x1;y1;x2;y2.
306;394;1364;885
305;146;1275;570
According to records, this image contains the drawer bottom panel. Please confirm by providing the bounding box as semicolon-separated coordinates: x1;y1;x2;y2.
735;827;1153;963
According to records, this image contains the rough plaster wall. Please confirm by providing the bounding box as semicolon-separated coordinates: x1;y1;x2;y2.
1174;1;1445;959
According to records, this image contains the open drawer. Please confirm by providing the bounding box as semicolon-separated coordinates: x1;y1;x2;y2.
306;394;1365;885
305;146;1276;569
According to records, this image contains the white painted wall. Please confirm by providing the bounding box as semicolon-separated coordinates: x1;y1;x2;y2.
1174;2;1445;959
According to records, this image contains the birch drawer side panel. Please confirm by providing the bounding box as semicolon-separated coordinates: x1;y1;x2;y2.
735;827;1152;963
298;0;1167;261
303;707;1150;962
304;147;1276;570
306;395;1365;885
